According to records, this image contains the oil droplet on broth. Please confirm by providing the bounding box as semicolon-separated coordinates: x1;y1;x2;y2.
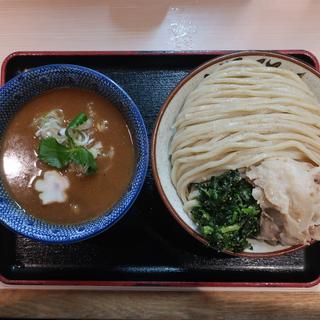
70;203;80;214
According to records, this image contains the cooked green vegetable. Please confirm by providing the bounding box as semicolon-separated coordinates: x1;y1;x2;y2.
69;145;97;175
65;112;87;144
191;170;261;253
38;137;71;169
38;113;97;175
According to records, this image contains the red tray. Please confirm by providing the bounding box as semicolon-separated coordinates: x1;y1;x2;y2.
0;50;319;288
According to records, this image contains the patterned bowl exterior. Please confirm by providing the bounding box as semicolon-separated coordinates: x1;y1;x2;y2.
0;64;149;243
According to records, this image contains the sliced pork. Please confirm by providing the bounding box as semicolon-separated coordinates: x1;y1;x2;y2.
246;157;320;245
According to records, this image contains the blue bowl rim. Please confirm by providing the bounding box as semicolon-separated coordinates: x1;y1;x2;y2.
0;63;149;243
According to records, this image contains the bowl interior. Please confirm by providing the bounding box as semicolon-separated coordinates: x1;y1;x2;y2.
0;64;148;243
154;51;320;256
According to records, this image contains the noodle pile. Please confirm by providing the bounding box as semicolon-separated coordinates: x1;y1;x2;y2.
170;59;320;211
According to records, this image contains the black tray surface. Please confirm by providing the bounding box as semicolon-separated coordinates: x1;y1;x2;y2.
0;52;319;285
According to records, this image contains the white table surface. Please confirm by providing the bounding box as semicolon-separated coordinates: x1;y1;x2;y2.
1;0;320;61
0;0;320;291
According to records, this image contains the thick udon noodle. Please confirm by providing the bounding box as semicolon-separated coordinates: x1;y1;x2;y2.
170;59;320;211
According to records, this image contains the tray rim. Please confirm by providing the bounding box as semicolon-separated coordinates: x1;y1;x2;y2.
2;49;319;85
1;49;319;288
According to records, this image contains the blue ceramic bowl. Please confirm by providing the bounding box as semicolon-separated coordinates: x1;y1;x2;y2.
0;64;149;243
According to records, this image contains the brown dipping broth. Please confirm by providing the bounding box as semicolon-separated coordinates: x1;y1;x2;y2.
1;88;135;224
